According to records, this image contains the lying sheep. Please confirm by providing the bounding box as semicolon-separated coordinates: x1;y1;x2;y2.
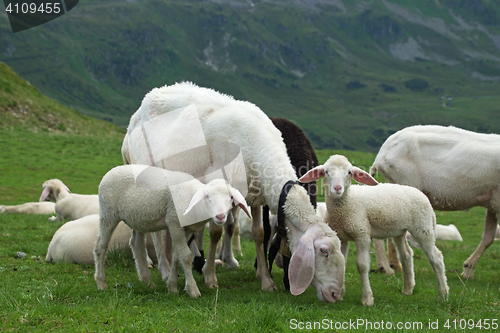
300;155;449;306
46;214;157;265
94;164;252;297
0;202;55;215
407;224;463;248
370;125;500;279
121;82;345;302
39;179;99;221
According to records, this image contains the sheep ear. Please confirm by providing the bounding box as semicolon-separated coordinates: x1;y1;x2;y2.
231;188;252;219
289;232;315;295
184;187;206;215
39;187;51;202
352;167;378;186
299;165;325;183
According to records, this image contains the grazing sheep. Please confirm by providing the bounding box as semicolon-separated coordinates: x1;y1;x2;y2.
94;164;252;297
121;82;345;302
0;202;55;215
39;179;99;221
265;117;319;290
46;214;157;265
300;155;449;306
370;125;500;279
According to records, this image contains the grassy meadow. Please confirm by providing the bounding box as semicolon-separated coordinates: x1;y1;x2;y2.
0;130;499;332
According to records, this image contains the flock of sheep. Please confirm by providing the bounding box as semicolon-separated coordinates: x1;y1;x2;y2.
2;82;499;306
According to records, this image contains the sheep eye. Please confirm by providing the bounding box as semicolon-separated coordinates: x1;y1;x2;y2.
348;170;352;175
230;195;234;200
320;248;329;256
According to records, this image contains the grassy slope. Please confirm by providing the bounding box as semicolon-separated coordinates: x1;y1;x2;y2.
2;0;500;151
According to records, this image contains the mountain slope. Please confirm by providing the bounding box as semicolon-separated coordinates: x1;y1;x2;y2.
1;0;500;150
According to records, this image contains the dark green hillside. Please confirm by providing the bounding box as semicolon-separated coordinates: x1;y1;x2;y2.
1;0;500;150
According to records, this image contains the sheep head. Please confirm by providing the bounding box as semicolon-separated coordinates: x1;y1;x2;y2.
184;179;251;225
300;155;378;198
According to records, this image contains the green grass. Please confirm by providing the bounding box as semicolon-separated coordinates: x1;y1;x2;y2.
1;130;499;331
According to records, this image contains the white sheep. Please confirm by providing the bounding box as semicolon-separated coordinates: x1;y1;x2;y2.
370;125;500;279
46;214;157;265
39;179;99;221
0;202;55;215
121;82;345;302
300;155;449;306
94;164;252;297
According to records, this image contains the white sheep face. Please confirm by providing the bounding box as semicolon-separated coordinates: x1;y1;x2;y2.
300;155;378;198
184;179;252;225
310;233;345;303
288;222;345;303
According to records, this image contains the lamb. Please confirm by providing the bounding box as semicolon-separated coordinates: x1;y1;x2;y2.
39;179;99;221
120;82;345;302
46;214;157;265
370;125;500;279
0;202;55;215
300;155;449;306
93;164;252;297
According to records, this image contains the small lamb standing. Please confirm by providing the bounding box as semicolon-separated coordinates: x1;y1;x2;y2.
94;164;251;297
39;179;99;221
300;155;449;306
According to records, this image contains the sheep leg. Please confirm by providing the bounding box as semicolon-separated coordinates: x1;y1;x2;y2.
93;217;120;290
339;240;349;300
203;222;222;288
219;206;239;268
355;237;374;306
251;206;277;291
392;234;415;296
387;238;403;272
192;228;206;275
168;249;180;294
462;209;498;280
373;239;394;276
233;208;242;257
164;228;173;264
168;228;201;297
130;230;154;287
151;230;170;281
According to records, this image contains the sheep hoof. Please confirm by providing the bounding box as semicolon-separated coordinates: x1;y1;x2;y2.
461;264;474;280
204;273;218;289
96;281;108;290
262;280;277;292
378;266;395;276
186;287;202;298
167;285;179;294
390;263;403;272
402;289;413;295
362;297;374;307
